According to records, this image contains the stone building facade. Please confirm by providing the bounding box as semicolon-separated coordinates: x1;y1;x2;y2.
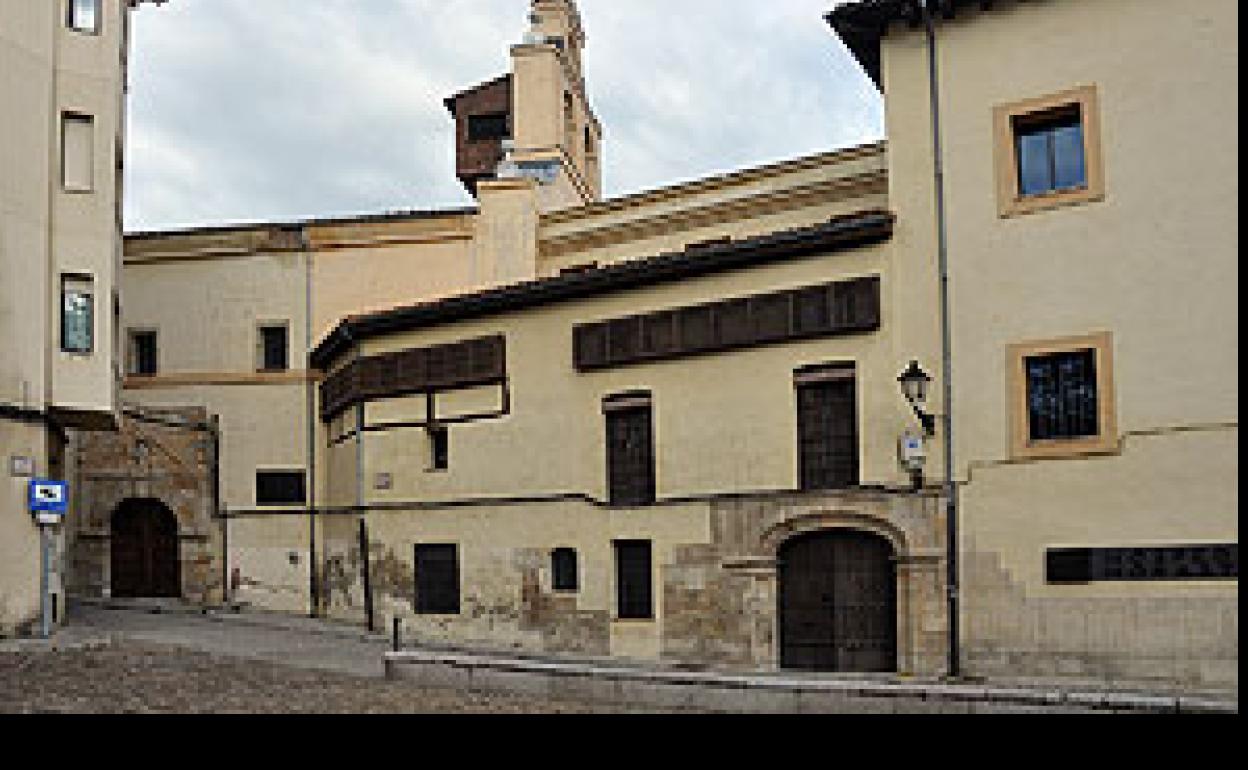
60;0;1237;687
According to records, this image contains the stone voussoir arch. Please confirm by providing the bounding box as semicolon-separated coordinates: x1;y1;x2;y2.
759;508;910;559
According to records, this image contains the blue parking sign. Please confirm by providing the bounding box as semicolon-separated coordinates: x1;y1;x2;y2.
29;479;69;515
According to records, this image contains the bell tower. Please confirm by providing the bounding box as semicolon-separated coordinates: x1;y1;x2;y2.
445;0;602;211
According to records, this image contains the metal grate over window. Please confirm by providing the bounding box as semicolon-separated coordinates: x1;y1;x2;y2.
604;395;655;506
1025;348;1098;441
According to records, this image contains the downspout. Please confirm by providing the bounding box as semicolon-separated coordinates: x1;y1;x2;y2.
301;227;319;617
211;413;224;606
923;0;960;679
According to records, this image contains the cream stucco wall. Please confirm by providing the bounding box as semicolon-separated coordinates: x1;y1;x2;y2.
352;237;913;505
880;0;1238;684
2;0;129;634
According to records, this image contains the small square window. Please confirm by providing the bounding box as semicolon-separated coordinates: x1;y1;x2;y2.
61;275;94;354
428;425;449;471
994;85;1103;217
68;0;100;33
551;547;578;591
129;329;158;376
467;112;510;141
1014;106;1086;197
258;324;289;371
1024;348;1098;442
256;470;306;505
1008;332;1117;459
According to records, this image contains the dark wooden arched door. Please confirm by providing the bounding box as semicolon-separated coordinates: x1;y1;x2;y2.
111;499;181;598
778;530;896;672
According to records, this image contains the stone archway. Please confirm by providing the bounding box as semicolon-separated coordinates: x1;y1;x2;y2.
111;498;181;598
777;529;897;672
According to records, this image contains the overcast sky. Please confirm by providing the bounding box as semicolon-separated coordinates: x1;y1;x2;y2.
123;0;882;233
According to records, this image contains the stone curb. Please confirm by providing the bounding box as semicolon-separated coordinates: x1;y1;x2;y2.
384;650;1239;715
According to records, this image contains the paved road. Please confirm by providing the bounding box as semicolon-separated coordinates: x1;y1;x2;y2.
0;602;646;713
64;602;389;678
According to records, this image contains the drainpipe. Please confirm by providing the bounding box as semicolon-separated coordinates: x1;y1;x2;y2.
923;0;960;679
301;227;319;617
210;413;224;606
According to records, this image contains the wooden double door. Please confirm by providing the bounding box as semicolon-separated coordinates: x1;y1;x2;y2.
779;530;896;672
111;499;181;598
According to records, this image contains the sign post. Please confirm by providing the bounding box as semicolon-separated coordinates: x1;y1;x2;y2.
29;479;68;639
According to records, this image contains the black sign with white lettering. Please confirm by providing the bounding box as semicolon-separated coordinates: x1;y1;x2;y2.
1046;544;1238;583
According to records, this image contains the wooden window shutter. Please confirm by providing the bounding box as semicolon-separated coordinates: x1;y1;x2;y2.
574;324;608;370
605;396;655;506
796;368;859;490
717;298;751;347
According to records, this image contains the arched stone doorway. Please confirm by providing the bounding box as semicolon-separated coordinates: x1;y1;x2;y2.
111;498;181;598
778;529;896;672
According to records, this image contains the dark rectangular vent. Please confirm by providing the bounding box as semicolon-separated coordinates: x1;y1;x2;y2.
1046;544;1238;583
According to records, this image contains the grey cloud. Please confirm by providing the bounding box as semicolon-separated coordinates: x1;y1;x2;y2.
124;0;881;232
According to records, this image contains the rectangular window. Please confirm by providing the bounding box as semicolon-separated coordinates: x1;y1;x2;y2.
1014;105;1086;197
129;329;158;375
1008;332;1116;459
61;113;95;192
994;85;1103;217
414;544;460;614
1025;348;1098;441
614;540;652;620
604;393;655;506
60;275;94;353
795;364;859;490
68;0;100;33
428;425;449;471
551;547;578;591
467;112;510;141
255;470;306;505
258;324;289;371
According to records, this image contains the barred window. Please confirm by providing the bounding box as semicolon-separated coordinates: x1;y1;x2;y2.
1025;349;1098;441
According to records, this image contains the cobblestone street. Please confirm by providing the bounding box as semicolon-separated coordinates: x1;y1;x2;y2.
0;603;651;714
0;642;638;714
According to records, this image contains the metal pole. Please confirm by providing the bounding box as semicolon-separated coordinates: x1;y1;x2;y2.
924;0;960;679
360;518;374;632
39;524;52;638
302;227;319;618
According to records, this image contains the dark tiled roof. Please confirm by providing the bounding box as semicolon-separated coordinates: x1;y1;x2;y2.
125;206;478;240
826;0;998;89
309;209;895;368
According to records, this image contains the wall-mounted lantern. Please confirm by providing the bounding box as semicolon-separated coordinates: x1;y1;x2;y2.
898;359;936;437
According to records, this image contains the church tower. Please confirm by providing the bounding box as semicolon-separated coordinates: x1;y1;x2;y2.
445;0;602;211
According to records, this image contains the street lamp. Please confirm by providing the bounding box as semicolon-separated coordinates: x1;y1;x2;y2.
898;359;936;437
